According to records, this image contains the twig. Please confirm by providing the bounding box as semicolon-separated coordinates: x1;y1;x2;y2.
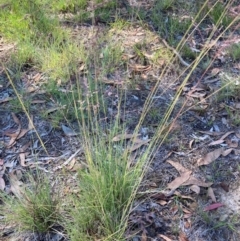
53;148;83;171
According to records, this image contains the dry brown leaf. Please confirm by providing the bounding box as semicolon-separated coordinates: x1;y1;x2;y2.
171;205;179;215
6;114;33;147
220;131;235;140
32;72;41;81
0;177;5;190
9;173;24;198
208;139;224;146
7;126;21;147
18;142;31;167
207;187;216;202
16;170;23;180
182;208;192;214
28;115;34;130
12;112;20;125
112;133;139;142
3;128;20;138
189;202;198;211
197;148;223;166
158;234;172;241
158;200;168;205
71;163;85;171
190;185;200;194
19;153;27;167
174;191;195;201
183;176;212;187
222;148;233;156
0;159;4;165
26;86;37;93
67;158;77;170
179;232;189;241
184;220;191;229
150;192;168;200
183;213;192;219
141;231;147;241
167;160;190;175
167;171;192;190
211;68;221;76
226;139;238;148
17;128;30;140
173;191;194;201
127;139;150;152
129;64;151;72
219;182;229;192
189;139;194;149
19;141;31;157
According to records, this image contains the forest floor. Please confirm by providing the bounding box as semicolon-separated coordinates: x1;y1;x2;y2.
1;1;240;240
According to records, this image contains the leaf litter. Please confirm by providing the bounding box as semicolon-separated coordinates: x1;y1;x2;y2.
1;2;240;241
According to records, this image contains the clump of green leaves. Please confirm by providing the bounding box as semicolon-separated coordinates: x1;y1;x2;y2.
0;173;62;233
100;44;124;75
66;125;145;241
181;45;198;60
217;73;240;102
155;0;175;11
50;0;88;13
209;2;233;27
228;43;240;61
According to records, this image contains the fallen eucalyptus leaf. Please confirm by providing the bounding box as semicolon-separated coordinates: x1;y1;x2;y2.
204;203;224;211
190;185;200;194
197;148;223;166
207;187;216;202
167;171;192;190
167;160;190;175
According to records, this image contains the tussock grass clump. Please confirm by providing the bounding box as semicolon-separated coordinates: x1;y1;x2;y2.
67;134;138;240
0;173;62;233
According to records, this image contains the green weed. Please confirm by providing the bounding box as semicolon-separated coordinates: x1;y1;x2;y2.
225;106;240;126
157;0;175;11
100;44;124;75
209;2;233;27
50;0;88;13
228;43;240;61
216;73;240;102
110;19;131;30
0;173;62;233
8;96;31;113
181;45;198;60
199;210;239;232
